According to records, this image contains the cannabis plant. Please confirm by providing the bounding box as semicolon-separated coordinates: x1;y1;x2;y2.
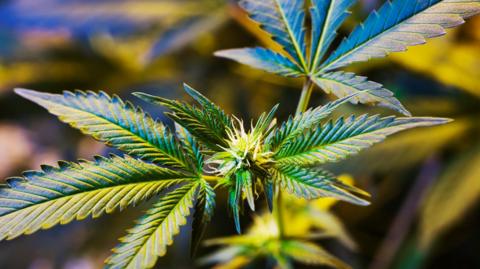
1;0;479;268
0;85;443;268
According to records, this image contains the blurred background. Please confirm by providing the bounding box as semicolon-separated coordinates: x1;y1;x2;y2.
0;0;479;268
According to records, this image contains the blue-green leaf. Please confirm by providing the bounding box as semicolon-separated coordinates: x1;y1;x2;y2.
0;155;190;241
239;0;308;70
309;0;355;70
214;48;303;77
15;89;190;170
312;71;411;116
321;0;480;71
275;115;450;166
253;104;279;139
272;165;369;205
106;183;199;269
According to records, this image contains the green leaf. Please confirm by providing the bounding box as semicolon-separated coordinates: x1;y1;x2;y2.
175;123;204;174
182;83;233;131
239;0;308;70
274;115;450;166
272;165;369;205
309;0;355;71
106;183;199;269
0;155;190;241
419;147;480;249
191;179;215;256
134;86;232;151
281;240;351;269
253;104;279;141
15;89;190;170
266;93;365;151
312;71;410;116
214;48;303;77
321;0;480;71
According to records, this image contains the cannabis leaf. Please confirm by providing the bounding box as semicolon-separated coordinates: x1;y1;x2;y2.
15;88;191;171
133;84;233;151
273;115;450;166
106;183;199;269
0;155;190;241
271;165;369;205
320;0;480;72
216;0;480;115
3;83;450;268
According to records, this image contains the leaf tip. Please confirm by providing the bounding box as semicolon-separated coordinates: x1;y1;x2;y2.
213;49;233;58
14;88;44;101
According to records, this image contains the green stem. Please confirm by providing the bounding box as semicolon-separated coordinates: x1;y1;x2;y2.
295;78;314;116
274;186;285;238
202;175;224;182
274;79;314;239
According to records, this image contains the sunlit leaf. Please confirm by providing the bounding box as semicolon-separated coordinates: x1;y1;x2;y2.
271;165;369;205
106;183;199;269
274;115;450;166
266;93;365;151
309;0;355;70
214;47;303;77
239;0;308;70
15;88;190;170
0;155;190;241
312;71;410;116
321;0;480;71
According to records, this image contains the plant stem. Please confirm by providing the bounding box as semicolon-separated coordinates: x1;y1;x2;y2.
202;175;224;182
274;186;285;238
274;79;314;239
295;78;314;116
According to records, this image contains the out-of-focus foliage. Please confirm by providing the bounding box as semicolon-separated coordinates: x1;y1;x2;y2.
420;147;480;250
0;0;227;91
390;29;480;98
202;176;358;269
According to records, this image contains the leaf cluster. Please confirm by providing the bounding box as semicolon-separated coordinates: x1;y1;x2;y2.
216;0;480;116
